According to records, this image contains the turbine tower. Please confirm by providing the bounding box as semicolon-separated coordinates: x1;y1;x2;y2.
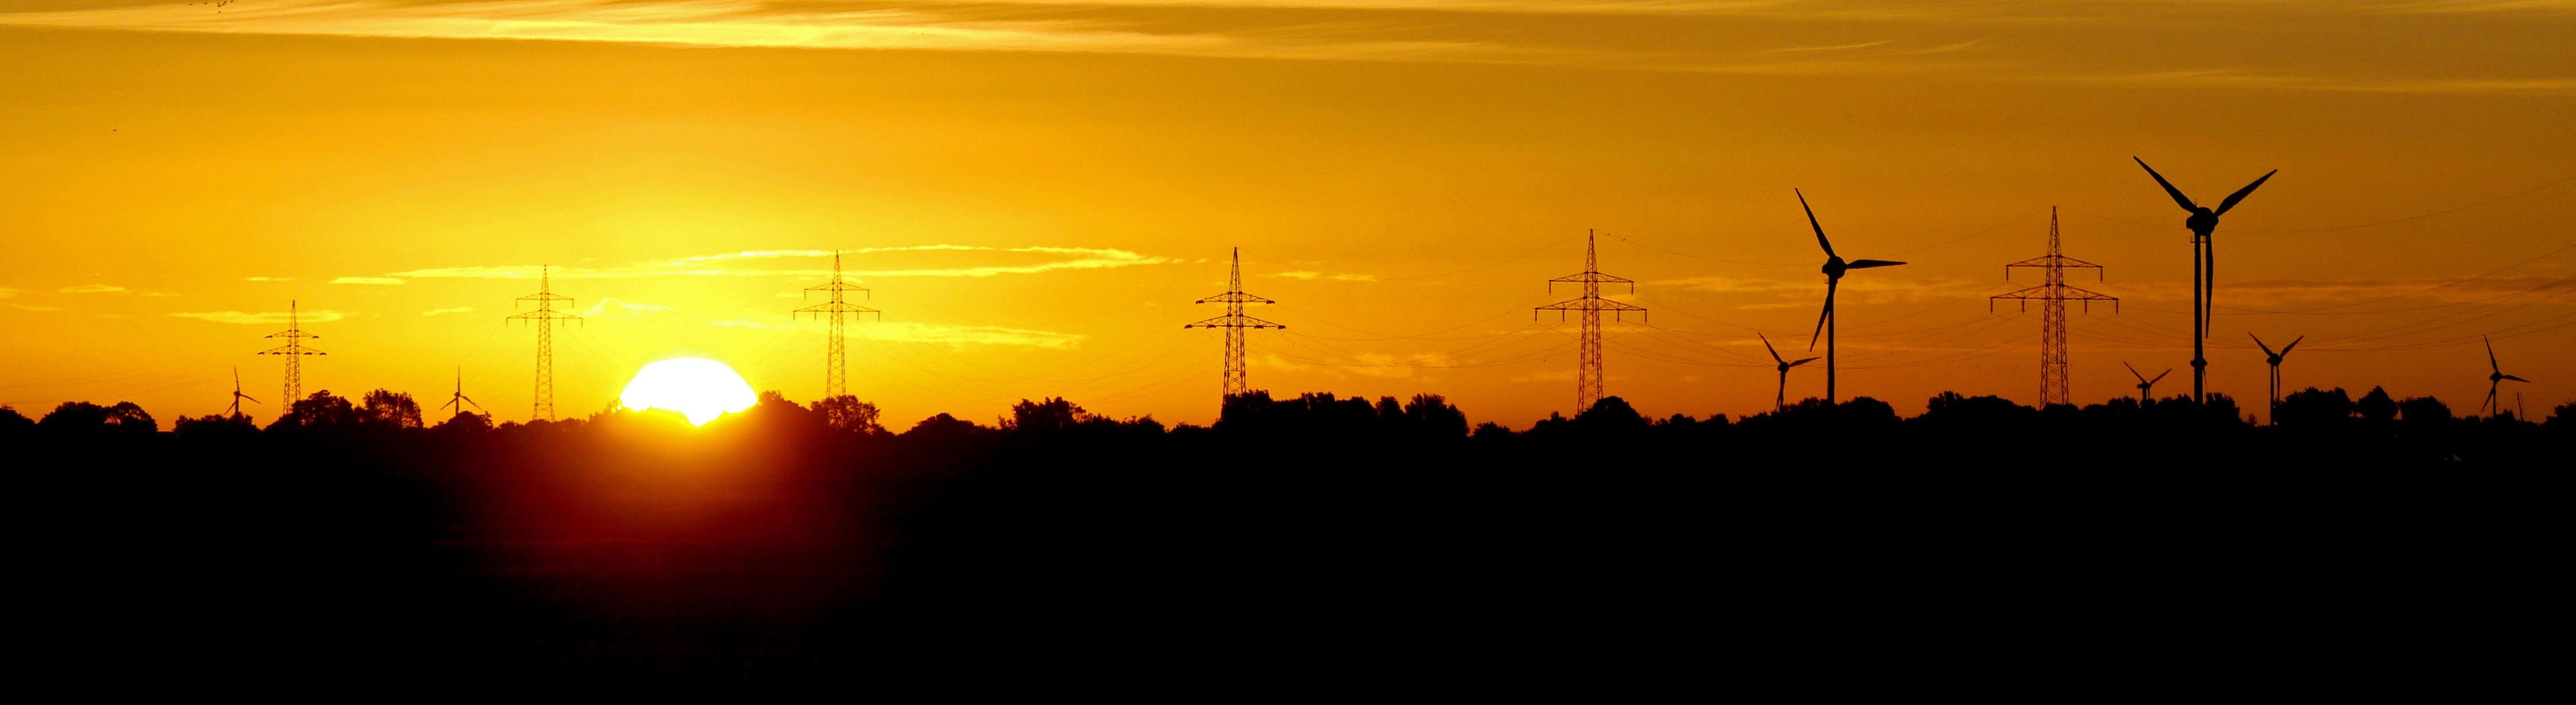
508;266;580;421
2125;362;2172;402
795;250;879;400
439;367;486;418
2134;158;2276;404
1537;230;1645;415
258;300;323;404
226;366;260;419
1991;207;2117;406
2250;334;2303;424
1759;334;1819;413
1186;247;1284;401
2481;335;2528;419
1795;191;1903;405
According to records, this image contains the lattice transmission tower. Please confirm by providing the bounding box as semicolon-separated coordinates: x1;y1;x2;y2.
1537;230;1645;415
258;300;324;404
1186;247;1283;401
1991;208;2118;406
795;250;879;400
508;266;580;421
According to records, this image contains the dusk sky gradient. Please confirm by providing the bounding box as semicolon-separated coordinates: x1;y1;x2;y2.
3;0;2570;426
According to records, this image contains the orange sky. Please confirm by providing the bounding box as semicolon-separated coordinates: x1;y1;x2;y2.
3;1;2571;427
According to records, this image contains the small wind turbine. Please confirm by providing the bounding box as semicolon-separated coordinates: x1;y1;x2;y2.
2133;157;2276;404
1760;334;1820;413
226;365;260;419
2482;335;2528;419
1796;189;1906;404
2124;362;2171;402
2250;334;2303;424
439;367;486;417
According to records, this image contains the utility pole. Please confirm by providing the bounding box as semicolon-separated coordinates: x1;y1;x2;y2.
795;250;880;400
1537;230;1645;415
508;266;580;421
1186;247;1284;402
1993;208;2117;406
259;300;323;404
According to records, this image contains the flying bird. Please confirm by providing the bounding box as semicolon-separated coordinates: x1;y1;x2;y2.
1796;189;1904;404
1760;334;1820;413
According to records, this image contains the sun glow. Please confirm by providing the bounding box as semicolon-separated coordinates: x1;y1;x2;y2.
619;358;758;425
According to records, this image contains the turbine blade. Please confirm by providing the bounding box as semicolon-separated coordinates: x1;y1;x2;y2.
1845;259;1907;269
1796;189;1835;258
2249;334;2274;357
2504;374;2529;383
2152;369;2171;384
2204;237;2216;338
1760;334;1784;365
2486;335;2500;374
1789;357;1819;367
2214;169;2277;216
1809;281;1837;350
2125;361;2143;382
2281;335;2303;355
2135;157;2198;212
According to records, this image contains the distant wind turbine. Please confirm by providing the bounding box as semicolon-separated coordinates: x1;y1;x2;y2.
1796;189;1906;404
226;366;259;419
440;367;486;417
2133;157;2276;405
2482;335;2528;419
2250;334;2303;423
2124;361;2171;402
1760;334;1820;413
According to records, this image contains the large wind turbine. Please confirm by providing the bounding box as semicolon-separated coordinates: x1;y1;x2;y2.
2481;335;2528;419
1759;334;1820;413
2250;334;2303;423
226;366;260;419
2124;362;2171;402
439;367;486;418
2134;158;2276;404
1797;189;1906;404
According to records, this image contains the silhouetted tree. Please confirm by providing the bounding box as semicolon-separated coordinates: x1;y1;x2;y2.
1401;394;1470;439
362;389;424;429
905;413;981;440
2276;388;2356;427
269;390;360;431
810;395;886;435
433;411;493;433
0;405;32;441
2357;387;2398;423
1009;397;1089;433
174;413;259;443
2398;396;2452;424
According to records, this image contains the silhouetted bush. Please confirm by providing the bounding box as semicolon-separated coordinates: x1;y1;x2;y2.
2277;387;2357;427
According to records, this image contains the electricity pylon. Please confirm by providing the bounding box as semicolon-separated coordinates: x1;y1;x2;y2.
226;366;259;419
508;266;580;421
795;250;880;400
1992;208;2117;406
1536;230;1645;415
439;367;486;417
1186;247;1284;401
258;300;323;404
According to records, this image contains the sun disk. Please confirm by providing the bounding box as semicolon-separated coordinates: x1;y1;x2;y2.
619;358;758;426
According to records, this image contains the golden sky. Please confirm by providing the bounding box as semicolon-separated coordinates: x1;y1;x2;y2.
3;0;2571;427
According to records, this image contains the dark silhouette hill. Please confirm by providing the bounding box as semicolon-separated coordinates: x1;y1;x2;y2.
5;388;2566;684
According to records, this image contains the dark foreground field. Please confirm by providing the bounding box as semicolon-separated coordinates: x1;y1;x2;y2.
11;390;2568;687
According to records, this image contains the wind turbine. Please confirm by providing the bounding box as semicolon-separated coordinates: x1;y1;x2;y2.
1760;334;1820;413
2124;362;2171;402
2133;157;2276;404
1796;189;1907;404
2481;335;2528;419
2250;334;2303;424
439;367;486;418
226;365;260;419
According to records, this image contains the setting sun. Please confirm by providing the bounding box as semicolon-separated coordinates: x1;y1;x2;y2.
619;358;757;425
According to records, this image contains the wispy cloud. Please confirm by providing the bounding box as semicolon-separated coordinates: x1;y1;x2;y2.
245;276;293;282
10;304;61;312
60;284;127;294
421;306;477;316
385;245;1171;280
331;276;405;285
580;298;677;318
0;288;18;299
708;319;1085;348
1272;269;1380;282
169;309;353;324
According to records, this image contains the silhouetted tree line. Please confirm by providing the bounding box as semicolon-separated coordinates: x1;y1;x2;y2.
7;386;2566;681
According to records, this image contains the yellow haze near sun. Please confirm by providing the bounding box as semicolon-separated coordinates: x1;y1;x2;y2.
620;358;758;426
